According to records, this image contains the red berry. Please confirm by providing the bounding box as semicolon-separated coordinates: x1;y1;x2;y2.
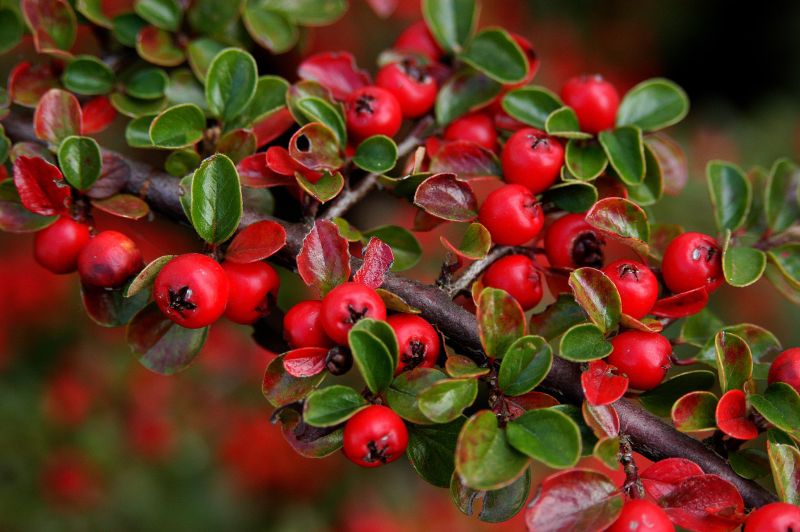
560;75;620;134
343;405;408;468
502;128;564;194
387;314;440;373
375;60;437;119
661;232;723;294
154;254;229;329
602;260;659;319
77;230;143;288
478;184;545;246
34;217;91;274
607;499;674;532
443;113;497;150
221;261;280;325
320;282;387;345
608;331;672;391
345;86;403;142
544;213;605;269
283;300;334;349
768;347;800;394
744;502;800;532
482;254;543;310
393;20;442;61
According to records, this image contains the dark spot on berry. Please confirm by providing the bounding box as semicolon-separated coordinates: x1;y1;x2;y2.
617;262;640;281
571;231;605;268
364;437;391;464
355;93;376;115
527;134;548;150
400;339;427;371
401;59;429;83
167;285;197;316
346;304;369;324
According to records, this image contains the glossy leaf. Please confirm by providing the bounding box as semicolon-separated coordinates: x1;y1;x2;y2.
541;181;598;214
651;287;709;318
124;66;169;99
565;139;608;181
127;303;208;375
626;143;664;206
545;107;592;139
364;225;422;271
764;158;800;233
262;353;325;407
273;407;342;458
21;0;77;53
767;440;800;504
422;0;476;54
8;62;60;107
497;336;552;397
297;219;351;295
715;389;758;440
598;126;645;185
657;474;745;532
729;448;770;480
82;96;118;135
303;385;368;427
723;245;766;289
386;368;447;424
237;153;294;188
414;173;477;222
225;220;286;263
205;48;258;123
768;244;800;289
440;222;491;261
289;123;344;172
671;391;718;432
125;115;156;148
568;267;622;333
34;89;82;145
242;2;298;54
87;153;130;199
451;469;531;523
190;154;242;244
460;27;528;84
353;238;394;289
57;136;101;190
581;360;628;406
12;156;71;216
419;378;478;423
112;13;148;47
639;370;716;417
134;0;181;31
408;419;464;488
125;255;174;298
749;383;800;438
616;78;689;131
647;133;688;196
714;331;752;393
435;70;501;126
0;181;58;233
529;294;587;340
354;135;397;173
148;104;205;149
62;56;115;95
297;97;346;147
507;408;581;468
501;86;561;130
349;328;394;394
297;51;370;101
91;194;150;220
445;355;489;378
136;26;184;67
111;92;167;118
585;197;650;256
558;323;613;362
706;160;751;232
282;347;328;378
430;140;501;178
186;38;225;82
477;287;526;359
0;7;23;53
582;402;620;439
696;323;781;366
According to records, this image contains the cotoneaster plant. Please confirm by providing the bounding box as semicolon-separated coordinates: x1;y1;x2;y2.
0;0;799;529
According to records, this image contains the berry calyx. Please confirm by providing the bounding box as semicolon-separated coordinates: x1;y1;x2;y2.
602;259;659;319
320;282;387;345
387;314;440;373
767;347;800;394
345;86;403;142
283;300;335;349
502;127;564;194
221;261;280;325
478;184;545;246
607;331;672;391
544;213;605;269
393;20;443;61
661;232;723;294
744;502;800;532
482;254;544;311
375;60;437;119
607;499;674;532
560;74;620;134
342;405;408;468
154;254;229;329
34;217;91;274
77;230;143;288
325;345;353;376
443;113;497;150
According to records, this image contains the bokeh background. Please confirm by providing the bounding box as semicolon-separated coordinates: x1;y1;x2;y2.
1;0;799;530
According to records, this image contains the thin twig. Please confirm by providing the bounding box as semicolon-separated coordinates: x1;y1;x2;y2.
446;246;516;297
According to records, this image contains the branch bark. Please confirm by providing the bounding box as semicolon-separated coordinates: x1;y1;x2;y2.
2;111;776;509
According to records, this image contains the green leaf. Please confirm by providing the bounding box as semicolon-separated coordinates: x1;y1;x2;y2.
257;0;347;25
598;126;645;185
352;318;399;370
558;323;612;362
767;441;800;504
205;48;258;123
123;66;169;100
125;115;156;148
768;244;800;289
706;160;751;232
57;136;102;190
354;135;397;173
542;181;598;213
749;383;800;438
451;469;531;523
0;7;23;54
477;287;526;359
295;170;344;204
593;437;620;469
348;329;394;394
639;370;716;417
125;255;174;298
422;0;476;54
231;75;289;128
696;323;782;366
568;268;622;334
498;336;553;397
190;154;242;244
626;144;664;206
297;97;346;147
81;284;150;328
149;103;206;149
459;27;528;84
112;13;147;46
765;158;800;233
616;78;689;131
546;107;592;139
714;331;753;393
440;222;491;260
506;408;581;468
407;419;464;488
386;368;447;424
435;70;501;126
501;86;562;130
303;385;368;427
363;225;422;271
529;294;587;340
456;410;530;491
722;245;766;288
289;122;344;172
445;355;490;378
62;56;114;95
679;309;724;347
242;2;298;54
262;354;325;407
135;0;181;31
186;38;226;82
671;391;718;432
111;92;167;118
135;26;184;67
729;448;771;480
418;378;478;424
565;139;608;181
127;303;208;375
585;197;650;257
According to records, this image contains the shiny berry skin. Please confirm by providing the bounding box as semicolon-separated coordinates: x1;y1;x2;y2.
482;255;543;311
768;348;800;394
393;20;442;61
345;86;403;143
607;499;674;532
375;60;437;119
342;405;408;468
443;113;497;150
602;260;659;319
661;232;723;294
387;314;440;373
544;213;605;269
560;75;620;134
154;254;229;329
34;217;91;274
221;261;280;325
283;300;334;349
320;282;387;345
478;184;545;246
502;128;564;194
608;331;672;391
744;502;800;532
77;230;143;288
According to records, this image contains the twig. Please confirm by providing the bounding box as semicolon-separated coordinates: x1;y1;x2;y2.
446;246;516;297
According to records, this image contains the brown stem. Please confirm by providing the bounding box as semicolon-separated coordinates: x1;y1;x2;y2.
620;436;645;499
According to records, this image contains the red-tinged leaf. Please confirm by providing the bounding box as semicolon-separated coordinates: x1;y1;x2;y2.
8;61;60;107
716;389;758;440
126;302;207;374
217;128;257;164
297;219;351;295
273;407;343;458
640;458;705;500
767;440;800;505
262;355;325;407
658;475;746;532
440;222;491;261
646;133;688;196
252;107;295;147
237;153;295;188
12;156;71;216
477;287;526;358
651;287;709;318
525;469;623;532
671;391;718;432
353;237;394;289
21;0;77;54
366;0;397;18
414;173;478;222
86;153;130;199
225;220;287;263
585;197;650;257
430;140;502;178
282;347;329;378
91;193;149;220
266;146;297;175
500;391;560;420
289;122;344;172
81;95;117;134
715;331;752;393
297;51;370;101
136;25;184;67
581;360;628;406
582;402;620;439
34;89;82;145
568;267;622;334
619;313;663;333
